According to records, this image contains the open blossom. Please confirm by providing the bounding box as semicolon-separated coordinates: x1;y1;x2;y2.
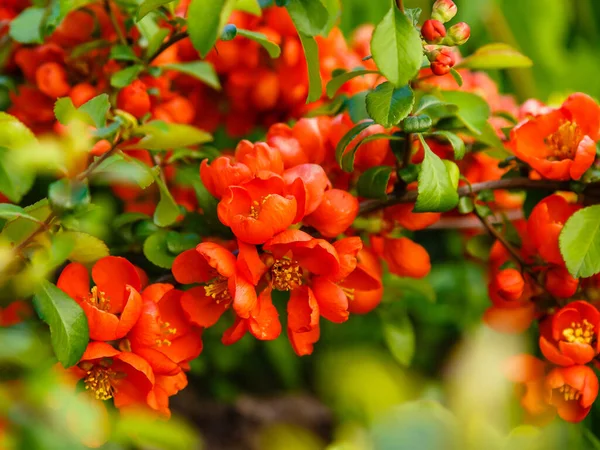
510;93;600;180
545;365;599;422
57;257;142;341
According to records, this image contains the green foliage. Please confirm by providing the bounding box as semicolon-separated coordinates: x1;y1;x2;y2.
427;131;466;160
153;172;181;227
161;62;221;90
286;0;329;36
0;204;42;223
237;29;281;58
109;45;140;62
136;121;213;150
9;7;45;44
414;135;459;213
144;230;177;268
48;179;91;214
356;166;393;200
111;64;145;88
370;6;422;87
402;114;433;133
326;69;379;98
380;306;415;367
559;205;600;278
335;120;374;172
187;0;237;57
62;231;110;263
137;0;177;21
366;83;414;128
457;43;533;70
33;281;89;368
441;91;490;135
297;32;322;103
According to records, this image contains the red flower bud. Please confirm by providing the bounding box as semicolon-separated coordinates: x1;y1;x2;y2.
494;268;525;301
431;0;457;23
430;62;450;76
446;22;471;46
35;62;70;98
117;80;151;119
421;19;446;44
545;266;579;298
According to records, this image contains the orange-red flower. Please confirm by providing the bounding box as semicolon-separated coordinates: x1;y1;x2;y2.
126;285;203;374
348;247;384;314
234;140;284;175
0;300;32;326
384;202;441;231
200;156;253;199
504;354;554;420
217;173;298;244
539;301;600;366
174;241;257;324
303;189;358;238
267;118;328;167
527;194;581;265
545;365;599;422
545;266;579;298
483;303;536;334
71;341;154;409
57;257;142;341
283;163;331;218
375;236;431;279
287;286;320;356
510;93;600;180
147;371;188;418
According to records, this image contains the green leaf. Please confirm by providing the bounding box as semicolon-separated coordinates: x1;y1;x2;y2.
371;6;422;87
236;0;261;15
92;154;156;189
54;97;87;126
458;43;533;70
63;231;110;263
143;231;176;268
161;62;221;90
166;231;200;254
335;120;374;172
441;91;490;135
135;121;213;150
9;7;45;43
285;0;328;36
187;0;236;57
414;135;459;212
466;234;494;261
381;307;415;367
383;273;437;303
428;131;466;160
109;45;139;62
152;169;181;227
297;32;322;103
414;95;459;120
326;69;378;98
33;281;89;368
236;28;281;58
44;0;95;36
111;64;144;89
137;0;176;21
0;148;35;203
0;204;42;223
79;94;110;128
146;28;170;58
0;112;37;149
559;205;600;278
48;179;91;214
449;68;463;87
114;212;151;229
0;199;51;245
402;114;432;133
356;166;393;200
346;91;369;122
366;82;414;128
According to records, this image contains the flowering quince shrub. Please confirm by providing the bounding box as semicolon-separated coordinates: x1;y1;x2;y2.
3;0;600;446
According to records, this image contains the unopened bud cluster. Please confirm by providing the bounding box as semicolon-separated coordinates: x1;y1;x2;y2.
421;0;470;76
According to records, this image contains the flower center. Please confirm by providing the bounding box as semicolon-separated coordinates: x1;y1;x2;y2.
271;259;303;291
562;319;594;345
156;319;177;347
87;286;110;311
546;121;582;160
204;276;232;304
248;195;272;219
557;384;582;402
84;366;115;401
341;286;355;300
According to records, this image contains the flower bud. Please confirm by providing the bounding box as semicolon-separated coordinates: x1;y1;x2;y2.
445;22;471;46
429;48;456;76
431;0;457;23
421;19;446;44
545;266;578;298
430;61;450;76
493;268;525;301
117;80;151;119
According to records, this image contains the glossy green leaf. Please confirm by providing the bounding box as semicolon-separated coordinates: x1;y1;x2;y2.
48;179;91;214
136;121;212;150
366;82;414;128
137;0;176;21
161;62;221;90
449;68;463;87
79;94;110;128
62;231;110;263
0;148;35;203
428;131;466;160
414;135;459;212
559;205;600;278
236;0;261;15
143;230;176;268
356;166;393;200
371;6;422;87
146;28;170;58
9;7;45;43
110;45;139;62
187;0;236;57
286;0;328;36
153;171;181;227
0;112;37;149
92;154;156;189
33;281;89;368
414;95;459;120
442;91;490;135
0;199;51;245
237;28;281;58
0;204;41;223
297;32;322;103
335;120;374;172
402;114;432;133
346;91;370;122
326;69;378;98
166;231;200;254
111;64;144;88
458;43;533;70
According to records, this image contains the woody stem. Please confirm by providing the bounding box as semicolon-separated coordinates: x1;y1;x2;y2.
396;0;404;12
358;178;573;215
147;32;188;63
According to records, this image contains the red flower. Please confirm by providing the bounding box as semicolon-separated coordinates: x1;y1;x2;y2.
384;202;441;231
217;173;298;244
174;241;257;325
348;247;384;314
510;93;600;180
57;257;142;341
200;156;252;199
545;365;599;422
483;303;535;334
539;301;600;366
283;163;331;217
527;194;581;265
267;118;328;167
147;371;188;418
71;342;154;409
303;189;358;238
504;354;554;420
545;266;579;298
377;237;431;279
0;300;32;326
234;140;284;175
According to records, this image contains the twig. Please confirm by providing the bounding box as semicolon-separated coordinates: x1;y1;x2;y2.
14;214;56;254
472;206;526;267
147;32;188;63
76;135;121;181
396;0;404;12
358;178;572;215
105;0;127;46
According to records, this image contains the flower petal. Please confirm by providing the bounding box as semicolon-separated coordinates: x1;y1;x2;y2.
180;286;228;328
92;256;141;314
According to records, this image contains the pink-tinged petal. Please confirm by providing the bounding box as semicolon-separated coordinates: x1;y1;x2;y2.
142;283;174;303
286;177;306;223
561;93;600;141
331;237;362;281
291;238;340;276
570;136;595;180
283;164;331;216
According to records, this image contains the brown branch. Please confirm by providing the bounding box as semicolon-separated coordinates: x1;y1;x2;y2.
147;32;188;64
396;0;404;12
358;178;572;215
76;136;121;181
473;207;525;267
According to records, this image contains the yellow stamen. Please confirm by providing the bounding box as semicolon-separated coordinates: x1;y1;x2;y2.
546;121;582;160
341;286;355;301
155;319;177;347
248;195;273;219
84;366;115;401
204;276;232;304
562;319;594;345
558;384;582;402
271;259;303;291
87;286;110;311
